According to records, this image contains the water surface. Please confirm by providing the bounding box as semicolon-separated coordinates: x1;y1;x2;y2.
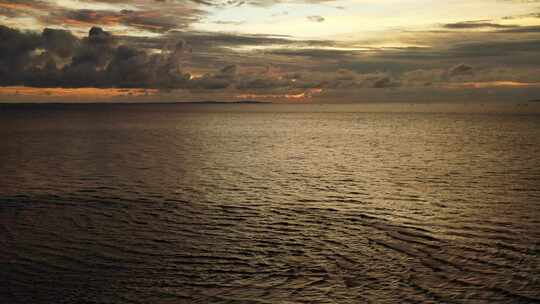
1;103;540;303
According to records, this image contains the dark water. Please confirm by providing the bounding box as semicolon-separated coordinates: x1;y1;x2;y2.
1;103;540;303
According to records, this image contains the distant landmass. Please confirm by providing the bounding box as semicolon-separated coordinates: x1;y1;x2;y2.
528;99;540;103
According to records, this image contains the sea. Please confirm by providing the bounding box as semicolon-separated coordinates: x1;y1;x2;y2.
1;103;540;303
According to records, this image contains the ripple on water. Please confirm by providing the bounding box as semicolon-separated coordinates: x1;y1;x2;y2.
1;105;540;303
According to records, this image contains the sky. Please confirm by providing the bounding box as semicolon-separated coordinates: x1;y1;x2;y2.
2;0;540;103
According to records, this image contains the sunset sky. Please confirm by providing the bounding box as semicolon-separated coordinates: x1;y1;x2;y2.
2;0;540;102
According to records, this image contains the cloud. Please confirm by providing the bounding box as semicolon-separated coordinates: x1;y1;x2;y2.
0;0;336;36
236;76;289;89
0;0;205;34
190;76;231;89
162;31;321;49
45;7;203;33
503;12;540;20
451;39;540;58
0;25;195;89
0;86;157;99
4;7;540;103
372;76;399;88
0;25;41;85
213;20;244;25
42;28;80;58
187;64;238;90
449;63;474;77
219;64;237;77
442;21;518;29
497;25;540;33
0;0;52;17
266;48;355;58
307;15;325;22
3;23;535;95
192;0;338;8
0;23;349;92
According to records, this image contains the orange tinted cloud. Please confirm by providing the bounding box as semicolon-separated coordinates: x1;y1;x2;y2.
0;1;48;11
237;88;323;100
0;86;157;98
445;81;540;89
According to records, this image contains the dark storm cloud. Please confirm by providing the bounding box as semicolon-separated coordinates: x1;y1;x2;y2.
0;25;41;85
1;25;329;90
42;28;80;58
0;25;194;88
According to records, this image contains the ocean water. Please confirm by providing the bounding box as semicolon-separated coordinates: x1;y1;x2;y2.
1;103;540;303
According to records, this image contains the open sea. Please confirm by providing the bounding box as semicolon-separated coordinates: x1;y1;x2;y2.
1;103;540;303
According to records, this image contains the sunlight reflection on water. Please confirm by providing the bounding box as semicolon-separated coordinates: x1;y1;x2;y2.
1;103;540;303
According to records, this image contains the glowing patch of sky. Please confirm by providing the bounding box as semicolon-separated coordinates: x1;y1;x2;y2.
194;0;540;39
0;16;42;31
54;0;137;11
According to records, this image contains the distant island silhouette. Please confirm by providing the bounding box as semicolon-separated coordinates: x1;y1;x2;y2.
185;100;271;104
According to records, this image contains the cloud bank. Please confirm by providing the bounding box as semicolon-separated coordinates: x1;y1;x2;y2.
2;0;540;102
